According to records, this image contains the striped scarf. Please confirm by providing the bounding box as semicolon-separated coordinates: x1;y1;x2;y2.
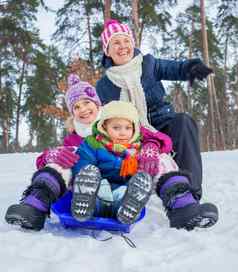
91;126;141;177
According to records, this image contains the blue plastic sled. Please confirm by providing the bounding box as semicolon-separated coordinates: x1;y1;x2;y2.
51;191;146;233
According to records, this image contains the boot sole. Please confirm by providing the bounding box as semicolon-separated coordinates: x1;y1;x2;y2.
71;165;101;221
5;205;44;231
169;202;219;231
117;172;153;224
5;214;39;230
185;211;218;231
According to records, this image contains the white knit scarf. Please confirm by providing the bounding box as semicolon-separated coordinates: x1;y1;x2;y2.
73;109;101;137
106;53;156;132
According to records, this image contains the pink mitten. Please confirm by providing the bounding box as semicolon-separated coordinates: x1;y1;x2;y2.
44;146;79;169
138;142;160;176
158;153;179;177
140;126;173;154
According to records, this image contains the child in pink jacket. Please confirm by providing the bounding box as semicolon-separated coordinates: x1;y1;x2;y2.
5;74;102;230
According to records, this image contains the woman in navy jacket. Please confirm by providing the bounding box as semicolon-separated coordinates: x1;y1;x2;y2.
95;19;218;229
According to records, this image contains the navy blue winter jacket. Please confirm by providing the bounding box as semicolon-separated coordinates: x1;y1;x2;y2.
96;49;199;130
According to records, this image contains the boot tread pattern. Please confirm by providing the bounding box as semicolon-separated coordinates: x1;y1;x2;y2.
185;213;218;230
117;172;152;225
5;204;45;230
71;165;101;221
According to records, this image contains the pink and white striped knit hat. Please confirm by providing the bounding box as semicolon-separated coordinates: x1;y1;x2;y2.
101;19;135;54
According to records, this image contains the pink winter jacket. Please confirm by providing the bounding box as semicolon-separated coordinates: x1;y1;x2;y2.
36;127;173;169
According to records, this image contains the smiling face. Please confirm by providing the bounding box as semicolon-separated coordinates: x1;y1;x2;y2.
106;34;134;65
103;117;134;144
72;99;99;124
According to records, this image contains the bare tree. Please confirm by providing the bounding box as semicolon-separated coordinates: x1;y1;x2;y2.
131;0;140;48
104;0;111;22
172;85;186;113
84;2;93;64
200;0;225;150
187;10;195;114
15;60;26;151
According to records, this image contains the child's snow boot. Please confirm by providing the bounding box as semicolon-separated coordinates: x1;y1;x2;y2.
117;172;153;224
5;204;47;231
5;167;66;231
71;164;101;221
156;171;218;230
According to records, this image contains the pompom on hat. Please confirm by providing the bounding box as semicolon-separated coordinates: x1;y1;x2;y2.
101;19;135;54
65;73;101;114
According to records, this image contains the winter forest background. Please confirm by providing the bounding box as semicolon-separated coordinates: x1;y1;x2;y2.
0;0;238;154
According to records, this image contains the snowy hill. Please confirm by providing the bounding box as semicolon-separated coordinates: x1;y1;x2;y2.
0;151;238;272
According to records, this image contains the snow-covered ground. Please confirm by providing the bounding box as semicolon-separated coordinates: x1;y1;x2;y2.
0;150;238;272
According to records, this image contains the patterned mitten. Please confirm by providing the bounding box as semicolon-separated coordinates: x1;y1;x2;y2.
159;153;179;176
152;153;179;192
138;142;160;176
44;146;79;168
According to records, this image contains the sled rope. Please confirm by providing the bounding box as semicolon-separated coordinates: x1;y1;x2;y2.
92;230;113;241
91;230;137;248
120;232;137;248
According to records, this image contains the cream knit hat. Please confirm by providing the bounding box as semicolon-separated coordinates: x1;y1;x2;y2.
97;101;140;143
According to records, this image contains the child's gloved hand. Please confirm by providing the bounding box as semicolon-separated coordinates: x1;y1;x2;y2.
45;146;79;168
138;142;160;176
158;153;179;176
188;60;213;86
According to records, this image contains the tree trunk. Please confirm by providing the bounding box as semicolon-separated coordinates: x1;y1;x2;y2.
104;0;111;22
187;12;195;114
139;21;144;47
0;56;10;152
0;57;1;92
0;120;9;152
172;85;185;113
15;61;26;151
131;0;140;48
210;78;226;149
223;34;230;147
200;0;225;150
85;3;93;65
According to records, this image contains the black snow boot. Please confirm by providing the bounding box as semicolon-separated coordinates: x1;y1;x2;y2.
5;203;47;231
156;171;218;230
167;202;218;230
5;167;66;231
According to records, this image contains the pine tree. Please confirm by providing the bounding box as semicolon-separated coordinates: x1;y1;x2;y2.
215;0;238;148
23;47;66;150
0;0;44;150
53;0;104;66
